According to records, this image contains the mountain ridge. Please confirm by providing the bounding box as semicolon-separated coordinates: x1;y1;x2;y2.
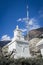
25;27;43;40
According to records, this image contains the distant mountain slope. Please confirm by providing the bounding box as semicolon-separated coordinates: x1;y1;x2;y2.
25;27;43;40
0;41;11;47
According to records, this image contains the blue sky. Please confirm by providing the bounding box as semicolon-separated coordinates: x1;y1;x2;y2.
0;0;43;40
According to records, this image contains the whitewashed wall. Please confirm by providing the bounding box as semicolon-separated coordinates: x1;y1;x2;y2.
8;41;31;58
8;41;16;52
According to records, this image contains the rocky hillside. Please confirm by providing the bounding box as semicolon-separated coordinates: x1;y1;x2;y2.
25;27;43;40
25;27;43;56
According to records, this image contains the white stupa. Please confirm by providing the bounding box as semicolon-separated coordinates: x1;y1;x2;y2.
2;5;31;59
7;25;31;59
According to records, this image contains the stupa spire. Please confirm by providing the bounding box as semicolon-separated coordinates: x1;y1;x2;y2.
17;3;30;40
27;5;29;20
16;25;19;30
